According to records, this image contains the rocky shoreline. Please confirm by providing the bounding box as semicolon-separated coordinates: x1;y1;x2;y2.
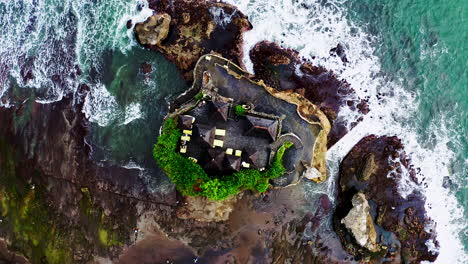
0;0;438;263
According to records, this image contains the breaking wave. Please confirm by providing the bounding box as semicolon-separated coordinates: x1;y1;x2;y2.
225;0;466;262
0;0;152;125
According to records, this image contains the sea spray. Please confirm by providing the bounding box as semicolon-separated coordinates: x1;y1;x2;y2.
0;0;152;117
225;0;466;262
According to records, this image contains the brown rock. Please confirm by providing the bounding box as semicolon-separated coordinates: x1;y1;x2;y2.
134;13;171;46
249;41;369;147
176;194;241;222
136;0;252;81
334;135;439;263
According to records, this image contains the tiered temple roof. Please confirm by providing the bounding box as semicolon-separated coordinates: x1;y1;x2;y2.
178;115;194;130
244;115;279;142
209;101;230;121
194;123;215;147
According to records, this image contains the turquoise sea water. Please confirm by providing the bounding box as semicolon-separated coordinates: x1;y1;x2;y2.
0;0;466;262
345;0;467;249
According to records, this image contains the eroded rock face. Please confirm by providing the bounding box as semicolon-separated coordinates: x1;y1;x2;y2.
340;193;379;252
176;194;241;222
137;0;252;80
334;135;438;263
135;13;171;46
249;41;369;147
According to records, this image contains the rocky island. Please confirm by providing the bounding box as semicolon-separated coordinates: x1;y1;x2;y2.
154;53;329;203
0;0;440;263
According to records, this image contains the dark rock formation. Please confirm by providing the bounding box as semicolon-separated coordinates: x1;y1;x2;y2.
250;41;369;147
136;0;252;80
0;88;175;263
330;43;348;64
334;135;438;263
269;194;354;264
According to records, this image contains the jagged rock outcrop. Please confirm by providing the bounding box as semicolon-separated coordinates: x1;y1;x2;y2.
136;0;252;80
340;193;379;252
135;13;171;46
249;41;369;147
270;194;354;264
334;135;439;263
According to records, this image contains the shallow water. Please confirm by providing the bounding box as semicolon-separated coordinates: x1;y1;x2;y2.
0;0;466;262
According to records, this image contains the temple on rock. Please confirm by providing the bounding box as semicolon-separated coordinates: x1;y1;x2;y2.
177;98;281;173
167;54;326;186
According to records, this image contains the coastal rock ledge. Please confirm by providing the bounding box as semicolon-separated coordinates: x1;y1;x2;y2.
334;135;439;263
136;0;252;80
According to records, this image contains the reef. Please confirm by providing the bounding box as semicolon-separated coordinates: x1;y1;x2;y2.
135;0;252;80
250;41;369;147
334;135;439;263
0;89;142;263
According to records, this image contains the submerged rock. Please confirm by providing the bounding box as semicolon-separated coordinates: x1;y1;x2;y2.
137;0;252;80
330;43;348;64
334;135;439;263
249;41;369;147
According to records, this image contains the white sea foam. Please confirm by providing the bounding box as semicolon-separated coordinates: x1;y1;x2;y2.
82;83;119;127
122;160;145;170
73;0;151;126
123;102;143;125
0;0;152;110
0;0;77;103
225;0;466;262
209;6;237;28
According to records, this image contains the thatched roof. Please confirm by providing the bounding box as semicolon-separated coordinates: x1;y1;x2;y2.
243;147;261;169
224;155;241;172
204;149;225;171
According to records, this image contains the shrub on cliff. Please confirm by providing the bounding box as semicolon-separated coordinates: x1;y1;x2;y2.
153;118;292;200
234;105;246;116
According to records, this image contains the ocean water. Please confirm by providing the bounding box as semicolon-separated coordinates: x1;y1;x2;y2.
0;0;466;263
224;0;467;262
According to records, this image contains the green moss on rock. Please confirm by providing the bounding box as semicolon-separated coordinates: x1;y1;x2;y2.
0;139;73;264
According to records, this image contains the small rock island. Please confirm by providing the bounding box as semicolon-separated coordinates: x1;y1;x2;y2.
154;53;328;201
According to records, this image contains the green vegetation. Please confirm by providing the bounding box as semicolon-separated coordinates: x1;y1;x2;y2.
153;118;293;200
194;92;204;101
234;105;246;116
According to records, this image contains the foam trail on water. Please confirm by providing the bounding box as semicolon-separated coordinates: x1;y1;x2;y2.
225;0;466;262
